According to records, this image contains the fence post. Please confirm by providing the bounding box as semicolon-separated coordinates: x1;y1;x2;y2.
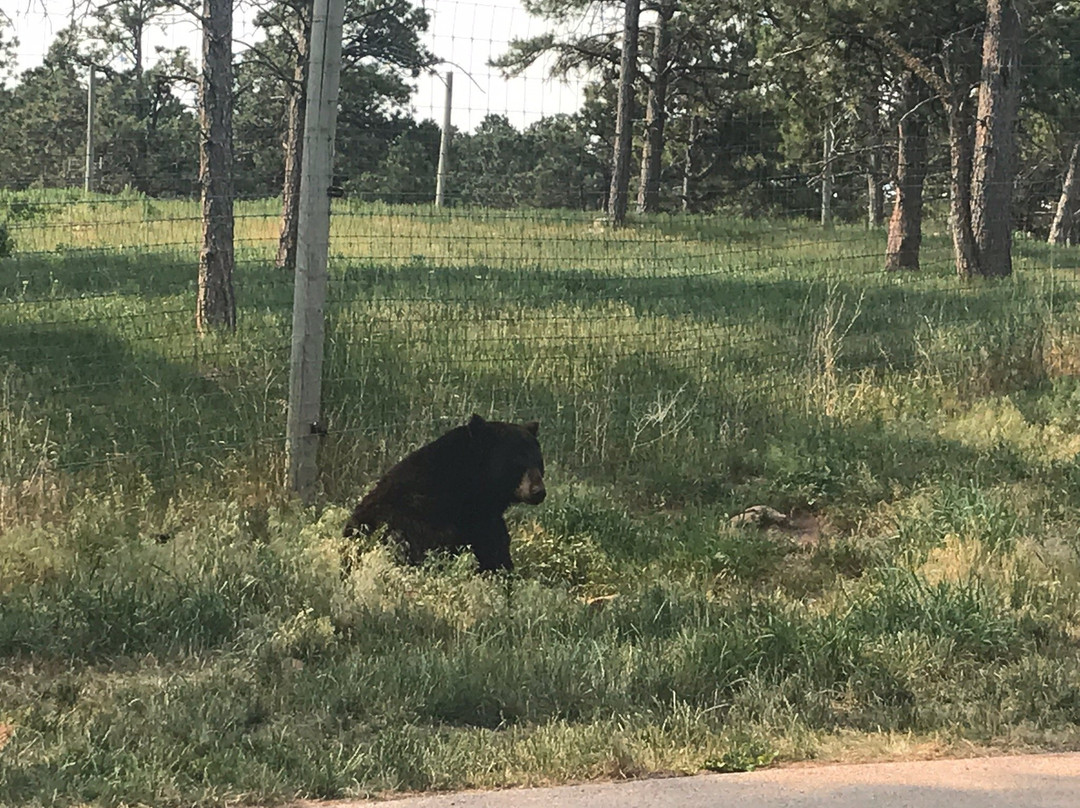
821;118;835;229
286;0;346;502
435;71;453;207
84;66;96;193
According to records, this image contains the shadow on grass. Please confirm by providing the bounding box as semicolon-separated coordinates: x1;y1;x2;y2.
1;251;196;300
0;321;255;484
329;261;1079;370
0;250;293;308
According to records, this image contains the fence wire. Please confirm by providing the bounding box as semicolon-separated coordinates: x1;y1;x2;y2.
2;0;1079;524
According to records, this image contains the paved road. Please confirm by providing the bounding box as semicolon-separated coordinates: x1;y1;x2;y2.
312;752;1080;808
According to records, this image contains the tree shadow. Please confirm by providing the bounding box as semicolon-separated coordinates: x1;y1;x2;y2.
330;261;1079;378
0;321;255;486
0;250;291;308
1;251;195;300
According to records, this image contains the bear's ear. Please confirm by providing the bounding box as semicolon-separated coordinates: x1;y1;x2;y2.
467;414;488;433
523;420;539;437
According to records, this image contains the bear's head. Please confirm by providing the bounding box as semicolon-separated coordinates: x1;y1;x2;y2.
468;414;546;506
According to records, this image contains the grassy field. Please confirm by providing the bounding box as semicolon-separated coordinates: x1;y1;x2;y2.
3;193;1080;806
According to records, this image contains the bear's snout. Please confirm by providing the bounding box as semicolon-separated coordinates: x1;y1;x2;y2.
516;469;546;505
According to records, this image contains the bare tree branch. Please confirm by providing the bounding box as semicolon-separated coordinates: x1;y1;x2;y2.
871;28;951;103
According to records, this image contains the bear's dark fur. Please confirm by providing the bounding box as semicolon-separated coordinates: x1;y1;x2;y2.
342;414;546;571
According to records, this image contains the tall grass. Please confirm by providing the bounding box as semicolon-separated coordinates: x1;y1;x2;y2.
2;196;1080;805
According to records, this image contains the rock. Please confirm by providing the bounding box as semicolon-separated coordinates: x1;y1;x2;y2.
729;505;822;547
729;505;790;528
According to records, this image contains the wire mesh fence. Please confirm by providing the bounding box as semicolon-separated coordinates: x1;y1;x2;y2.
2;0;1080;527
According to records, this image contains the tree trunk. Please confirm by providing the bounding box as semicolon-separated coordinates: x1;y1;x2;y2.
970;0;1023;277
885;90;928;271
862;96;885;228
277;7;311;271
636;0;674;214
607;0;640;226
870;28;983;278
1049;141;1080;245
947;91;981;279
197;0;236;333
681;114;699;212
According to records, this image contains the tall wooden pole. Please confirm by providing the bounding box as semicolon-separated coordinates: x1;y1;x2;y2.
286;0;346;501
435;71;453;207
84;67;96;193
821;119;834;229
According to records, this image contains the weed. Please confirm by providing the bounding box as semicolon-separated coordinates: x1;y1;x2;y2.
703;733;778;773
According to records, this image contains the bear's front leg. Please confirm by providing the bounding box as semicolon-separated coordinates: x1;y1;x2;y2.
471;516;513;572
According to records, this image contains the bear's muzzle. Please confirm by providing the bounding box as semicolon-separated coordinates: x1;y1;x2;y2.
516;469;546;504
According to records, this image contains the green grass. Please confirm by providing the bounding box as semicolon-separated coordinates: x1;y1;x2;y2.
3;193;1080;806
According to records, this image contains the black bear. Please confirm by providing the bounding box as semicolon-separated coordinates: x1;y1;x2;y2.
342;414;546;571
